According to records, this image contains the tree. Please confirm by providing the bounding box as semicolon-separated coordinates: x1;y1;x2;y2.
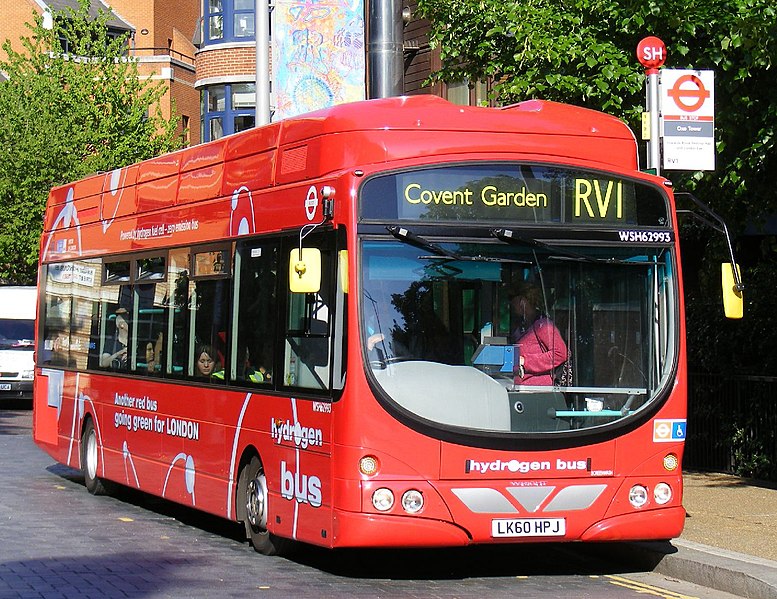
417;0;777;375
418;0;776;217
0;0;183;284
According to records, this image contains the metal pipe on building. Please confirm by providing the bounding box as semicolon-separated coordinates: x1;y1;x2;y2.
256;0;271;125
367;0;404;98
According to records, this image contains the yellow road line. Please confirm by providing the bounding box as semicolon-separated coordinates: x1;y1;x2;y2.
605;574;699;599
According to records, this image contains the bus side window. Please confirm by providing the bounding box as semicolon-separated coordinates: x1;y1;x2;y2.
43;262;75;368
190;273;231;383
134;283;166;376
96;299;133;371
41;260;99;370
88;259;134;371
233;241;278;386
167;248;192;377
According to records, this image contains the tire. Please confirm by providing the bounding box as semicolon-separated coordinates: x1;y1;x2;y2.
81;419;108;495
237;455;293;556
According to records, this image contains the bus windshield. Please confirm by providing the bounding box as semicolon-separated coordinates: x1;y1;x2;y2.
360;237;676;435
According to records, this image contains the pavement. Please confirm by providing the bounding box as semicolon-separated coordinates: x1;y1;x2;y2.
3;405;777;598
622;471;777;599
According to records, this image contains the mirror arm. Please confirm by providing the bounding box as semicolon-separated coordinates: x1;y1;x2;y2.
675;192;744;292
298;188;335;255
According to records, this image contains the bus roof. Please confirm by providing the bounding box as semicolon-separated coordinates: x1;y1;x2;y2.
275;96;635;146
47;97;636;193
43;96;641;239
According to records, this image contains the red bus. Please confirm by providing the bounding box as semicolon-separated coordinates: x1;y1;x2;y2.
34;95;689;554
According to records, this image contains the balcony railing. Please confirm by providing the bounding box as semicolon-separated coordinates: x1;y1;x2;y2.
130;47;195;67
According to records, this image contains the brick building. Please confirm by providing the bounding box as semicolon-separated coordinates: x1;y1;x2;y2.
1;0;481;147
194;0;259;143
0;0;200;145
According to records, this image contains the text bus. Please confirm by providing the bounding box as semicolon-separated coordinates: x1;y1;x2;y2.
34;96;688;553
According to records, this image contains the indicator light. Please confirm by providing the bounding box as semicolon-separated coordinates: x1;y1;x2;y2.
359;455;379;476
663;453;679;471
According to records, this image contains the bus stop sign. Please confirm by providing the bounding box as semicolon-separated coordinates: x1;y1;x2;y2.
637;36;666;71
660;69;715;171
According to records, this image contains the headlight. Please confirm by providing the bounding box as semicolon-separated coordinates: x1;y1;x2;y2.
654;483;673;505
401;490;424;514
629;485;649;508
21;370;35;380
372;488;394;511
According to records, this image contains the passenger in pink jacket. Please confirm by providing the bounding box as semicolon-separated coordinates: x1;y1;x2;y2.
509;281;568;386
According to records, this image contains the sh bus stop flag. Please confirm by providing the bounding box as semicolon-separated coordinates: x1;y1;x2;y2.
660;69;715;171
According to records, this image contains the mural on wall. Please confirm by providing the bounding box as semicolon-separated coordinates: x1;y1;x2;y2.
273;0;365;120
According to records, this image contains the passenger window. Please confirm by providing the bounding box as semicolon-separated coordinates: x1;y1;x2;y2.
42;260;100;369
104;260;131;283
167;248;193;377
95;290;134;371
190;246;232;383
233;241;278;386
134;282;167;376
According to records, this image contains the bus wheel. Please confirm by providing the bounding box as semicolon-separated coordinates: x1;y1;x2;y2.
81;419;108;495
238;456;290;556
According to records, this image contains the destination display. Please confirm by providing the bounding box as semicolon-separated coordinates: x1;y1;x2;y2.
359;164;669;227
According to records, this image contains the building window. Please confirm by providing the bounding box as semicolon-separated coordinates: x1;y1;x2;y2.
57;24;130;57
202;83;256;141
204;0;258;44
181;115;191;146
446;79;489;107
207;0;224;41
233;0;255;37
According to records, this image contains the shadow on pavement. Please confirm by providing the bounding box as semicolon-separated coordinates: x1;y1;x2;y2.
0;404;33;435
43;461;672;581
0;552;208;597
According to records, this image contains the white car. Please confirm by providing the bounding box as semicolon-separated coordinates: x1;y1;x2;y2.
0;286;36;403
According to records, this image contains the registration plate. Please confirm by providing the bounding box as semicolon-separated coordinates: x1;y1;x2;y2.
492;518;566;538
0;384;11;391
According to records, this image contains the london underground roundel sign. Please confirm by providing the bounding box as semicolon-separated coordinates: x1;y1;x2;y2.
637;36;667;70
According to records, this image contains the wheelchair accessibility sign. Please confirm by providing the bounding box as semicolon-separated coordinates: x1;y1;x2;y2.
653;419;687;442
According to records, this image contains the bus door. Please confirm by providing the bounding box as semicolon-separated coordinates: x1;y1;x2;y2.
273;230;343;544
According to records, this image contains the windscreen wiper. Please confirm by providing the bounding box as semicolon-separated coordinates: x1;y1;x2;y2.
491;228;651;265
388;226;530;263
387;226;462;259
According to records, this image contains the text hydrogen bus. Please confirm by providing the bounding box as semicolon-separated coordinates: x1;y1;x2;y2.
35;95;693;554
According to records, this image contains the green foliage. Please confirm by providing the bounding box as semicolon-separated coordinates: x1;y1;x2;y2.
417;0;777;217
731;424;774;480
417;0;777;375
686;257;777;374
0;0;182;284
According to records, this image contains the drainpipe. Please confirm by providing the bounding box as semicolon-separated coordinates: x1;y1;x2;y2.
367;0;404;98
255;0;271;125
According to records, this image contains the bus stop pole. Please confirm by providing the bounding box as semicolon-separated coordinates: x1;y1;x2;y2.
636;36;666;176
647;70;661;176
